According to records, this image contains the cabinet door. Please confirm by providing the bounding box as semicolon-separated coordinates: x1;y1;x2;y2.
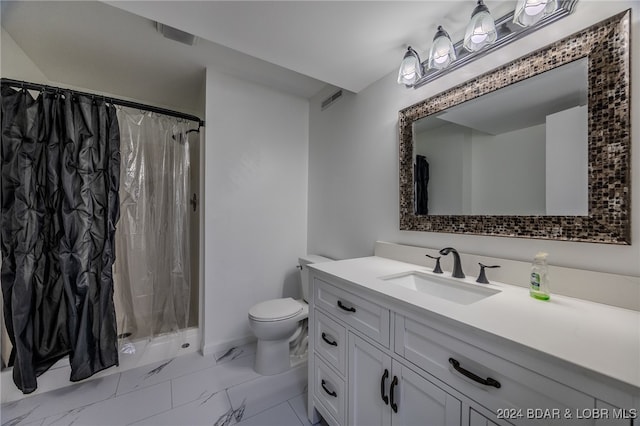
469;408;499;426
348;334;462;426
348;334;392;426
594;400;636;426
391;360;461;426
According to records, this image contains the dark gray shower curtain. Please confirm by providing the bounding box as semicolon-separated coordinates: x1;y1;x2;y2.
415;155;429;215
1;84;120;393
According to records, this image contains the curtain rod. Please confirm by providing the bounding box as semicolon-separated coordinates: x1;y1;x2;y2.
1;78;205;127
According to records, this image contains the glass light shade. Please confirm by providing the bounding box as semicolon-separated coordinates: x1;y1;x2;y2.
397;46;423;86
513;0;557;27
463;1;497;52
428;26;456;70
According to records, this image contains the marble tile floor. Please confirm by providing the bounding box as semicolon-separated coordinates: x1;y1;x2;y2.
1;343;322;426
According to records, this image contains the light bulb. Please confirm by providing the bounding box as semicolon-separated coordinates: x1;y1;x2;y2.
525;3;547;16
428;26;456;70
464;1;497;52
470;33;488;44
513;0;557;27
397;47;423;86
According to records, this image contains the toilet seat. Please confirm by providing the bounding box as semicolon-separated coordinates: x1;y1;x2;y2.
249;297;303;322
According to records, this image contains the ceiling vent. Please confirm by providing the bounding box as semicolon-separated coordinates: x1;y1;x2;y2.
156;22;197;46
321;90;343;111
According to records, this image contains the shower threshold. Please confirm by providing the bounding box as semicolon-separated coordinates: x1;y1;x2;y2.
1;327;199;404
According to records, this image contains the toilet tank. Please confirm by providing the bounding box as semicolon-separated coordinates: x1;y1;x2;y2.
299;255;333;302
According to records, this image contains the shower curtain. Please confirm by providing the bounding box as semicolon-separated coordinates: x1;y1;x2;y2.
113;107;191;344
415;155;430;215
0;85;120;393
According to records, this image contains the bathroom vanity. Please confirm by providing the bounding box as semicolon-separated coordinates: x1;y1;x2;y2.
307;256;639;426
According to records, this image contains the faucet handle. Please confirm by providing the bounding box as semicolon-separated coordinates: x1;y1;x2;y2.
476;263;500;284
425;254;443;274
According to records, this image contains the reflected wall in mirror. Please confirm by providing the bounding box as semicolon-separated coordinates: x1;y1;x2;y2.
414;58;588;216
399;10;630;244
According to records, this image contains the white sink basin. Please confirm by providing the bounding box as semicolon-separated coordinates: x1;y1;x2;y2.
379;271;500;305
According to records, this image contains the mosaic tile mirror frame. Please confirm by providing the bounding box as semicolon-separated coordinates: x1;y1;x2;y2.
398;10;631;244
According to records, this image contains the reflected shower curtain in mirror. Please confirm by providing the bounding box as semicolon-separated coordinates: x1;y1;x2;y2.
0;85;120;393
113;108;191;345
415;155;429;215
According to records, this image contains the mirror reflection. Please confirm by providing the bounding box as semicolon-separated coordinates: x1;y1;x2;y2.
413;57;588;216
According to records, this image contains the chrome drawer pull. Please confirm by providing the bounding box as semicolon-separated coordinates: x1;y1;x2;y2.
337;300;356;313
321;379;337;398
380;369;389;405
449;358;501;388
321;332;338;346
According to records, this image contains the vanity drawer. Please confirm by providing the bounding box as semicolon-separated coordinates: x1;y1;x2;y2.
315;309;347;375
314;355;346;426
314;278;390;347
395;315;594;425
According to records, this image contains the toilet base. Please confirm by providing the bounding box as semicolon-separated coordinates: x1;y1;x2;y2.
254;339;292;375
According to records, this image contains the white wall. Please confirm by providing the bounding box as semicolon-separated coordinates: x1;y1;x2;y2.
415;123;472;215
416;122;545;215
471;124;546;215
0;25;205;118
203;69;309;353
0;27;48;82
308;1;640;277
546;105;588;215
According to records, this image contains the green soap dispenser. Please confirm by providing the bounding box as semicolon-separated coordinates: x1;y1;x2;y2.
530;252;550;300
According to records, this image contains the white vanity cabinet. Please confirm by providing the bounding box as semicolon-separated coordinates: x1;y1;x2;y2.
310;277;463;426
308;268;639;426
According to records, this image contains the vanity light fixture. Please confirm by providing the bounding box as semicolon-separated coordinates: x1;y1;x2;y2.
513;0;558;27
397;46;424;86
463;0;497;52
397;0;578;88
428;26;456;70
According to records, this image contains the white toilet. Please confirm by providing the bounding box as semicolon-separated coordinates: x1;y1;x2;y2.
248;255;332;375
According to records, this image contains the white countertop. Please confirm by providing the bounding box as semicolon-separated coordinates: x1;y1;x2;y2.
310;256;640;390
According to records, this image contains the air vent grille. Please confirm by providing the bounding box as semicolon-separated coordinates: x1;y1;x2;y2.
321;90;343;110
156;22;197;46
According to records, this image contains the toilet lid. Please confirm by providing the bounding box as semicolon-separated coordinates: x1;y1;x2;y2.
249;297;303;322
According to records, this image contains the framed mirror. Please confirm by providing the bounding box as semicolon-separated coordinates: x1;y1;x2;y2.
398;10;631;244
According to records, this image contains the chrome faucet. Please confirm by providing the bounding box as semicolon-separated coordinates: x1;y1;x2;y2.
439;247;465;278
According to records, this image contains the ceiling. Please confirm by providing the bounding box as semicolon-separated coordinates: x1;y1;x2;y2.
424;57;589;135
1;0;516;114
104;1;515;93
